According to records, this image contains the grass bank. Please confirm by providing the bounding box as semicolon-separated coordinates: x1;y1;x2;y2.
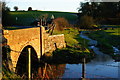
87;27;120;60
43;28;95;64
52;28;89;48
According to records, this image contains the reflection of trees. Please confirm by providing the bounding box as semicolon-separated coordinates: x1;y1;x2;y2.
33;64;66;79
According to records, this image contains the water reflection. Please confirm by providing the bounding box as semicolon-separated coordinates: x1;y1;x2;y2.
19;58;119;79
89;46;114;64
63;63;118;78
31;64;66;79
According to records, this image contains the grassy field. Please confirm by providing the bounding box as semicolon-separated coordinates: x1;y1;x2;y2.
8;11;78;26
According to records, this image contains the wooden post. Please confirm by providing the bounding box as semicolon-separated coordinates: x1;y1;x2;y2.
40;26;43;58
39;25;44;61
41;19;42;26
28;48;31;80
82;57;86;79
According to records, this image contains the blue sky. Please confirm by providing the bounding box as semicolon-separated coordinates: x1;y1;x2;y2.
5;0;85;12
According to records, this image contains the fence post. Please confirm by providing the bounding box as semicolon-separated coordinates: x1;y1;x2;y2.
82;57;86;80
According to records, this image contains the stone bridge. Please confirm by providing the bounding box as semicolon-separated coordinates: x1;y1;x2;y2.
3;27;66;71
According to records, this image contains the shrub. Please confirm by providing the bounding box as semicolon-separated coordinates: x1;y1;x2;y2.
53;17;70;31
78;15;95;29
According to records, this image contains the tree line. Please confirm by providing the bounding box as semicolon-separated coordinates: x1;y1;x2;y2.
77;2;120;29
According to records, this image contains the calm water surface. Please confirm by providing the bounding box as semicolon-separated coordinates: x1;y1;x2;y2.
62;32;119;78
63;59;119;78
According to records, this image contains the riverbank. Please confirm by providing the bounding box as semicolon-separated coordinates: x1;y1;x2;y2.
43;48;95;64
43;28;96;64
87;28;120;61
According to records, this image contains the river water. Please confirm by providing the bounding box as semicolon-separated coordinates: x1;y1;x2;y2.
62;31;120;78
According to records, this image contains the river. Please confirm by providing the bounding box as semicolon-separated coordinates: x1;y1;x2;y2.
62;31;120;78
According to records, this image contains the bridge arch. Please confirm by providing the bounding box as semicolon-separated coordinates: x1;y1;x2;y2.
16;45;39;76
19;39;41;59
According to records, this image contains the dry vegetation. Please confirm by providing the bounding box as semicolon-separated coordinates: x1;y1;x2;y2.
53;17;70;31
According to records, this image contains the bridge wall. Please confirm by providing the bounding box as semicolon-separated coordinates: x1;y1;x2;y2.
44;34;66;53
3;27;66;70
3;27;41;68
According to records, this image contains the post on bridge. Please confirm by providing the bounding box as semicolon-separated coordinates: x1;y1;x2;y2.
37;20;44;61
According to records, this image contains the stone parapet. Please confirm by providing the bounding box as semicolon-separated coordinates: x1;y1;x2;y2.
44;34;66;53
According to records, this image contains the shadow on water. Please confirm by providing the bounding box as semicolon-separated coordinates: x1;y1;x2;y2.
17;61;66;79
33;63;66;79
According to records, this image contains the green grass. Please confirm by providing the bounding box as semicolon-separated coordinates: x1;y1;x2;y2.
4;26;23;30
53;28;89;49
88;30;114;54
104;28;120;35
104;28;120;49
8;11;78;26
88;27;120;60
50;28;95;62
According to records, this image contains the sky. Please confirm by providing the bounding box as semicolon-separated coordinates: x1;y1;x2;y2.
4;0;86;12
